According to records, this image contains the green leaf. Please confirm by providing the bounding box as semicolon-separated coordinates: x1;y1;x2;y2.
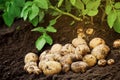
49;19;56;26
30;16;39;26
21;8;30;20
82;0;89;4
113;16;120;33
65;0;72;12
70;0;76;5
87;9;98;16
2;12;14;27
31;27;46;33
105;5;112;15
38;10;45;22
46;26;57;32
43;33;53;45
14;0;25;7
35;36;46;50
34;0;48;9
58;0;64;7
115;2;120;9
107;10;117;28
29;4;39;21
74;0;84;10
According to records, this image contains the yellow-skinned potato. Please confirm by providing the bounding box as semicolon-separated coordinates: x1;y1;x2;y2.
42;61;62;75
83;54;97;67
71;61;88;73
89;37;105;49
24;52;38;64
60;54;72;65
98;59;107;66
107;59;115;65
50;44;62;53
62;64;70;72
53;52;62;61
39;50;49;61
113;39;120;48
70;53;82;61
72;37;87;47
91;44;110;60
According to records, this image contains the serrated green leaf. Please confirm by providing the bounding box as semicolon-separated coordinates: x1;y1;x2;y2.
87;9;98;16
30;16;39;26
115;2;120;9
29;4;39;21
34;0;48;9
58;0;64;7
31;27;46;33
2;12;14;27
46;26;57;32
43;33;53;45
113;17;120;33
107;10;117;28
105;5;112;15
49;19;56;26
39;10;45;22
65;0;72;12
70;0;76;5
35;36;46;50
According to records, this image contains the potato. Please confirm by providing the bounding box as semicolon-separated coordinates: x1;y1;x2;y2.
51;44;62;53
24;52;38;64
42;61;62;75
61;44;75;55
113;39;120;48
98;59;107;66
107;59;115;65
83;54;97;67
72;37;87;47
71;61;88;73
70;53;82;61
89;37;105;48
75;44;90;56
53;52;62;61
60;54;72;65
24;62;41;74
86;28;94;35
62;64;70;72
39;50;49;60
91;44;110;60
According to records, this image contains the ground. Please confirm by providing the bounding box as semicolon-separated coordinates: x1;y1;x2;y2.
0;16;120;80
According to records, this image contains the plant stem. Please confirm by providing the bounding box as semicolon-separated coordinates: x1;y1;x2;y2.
49;6;82;21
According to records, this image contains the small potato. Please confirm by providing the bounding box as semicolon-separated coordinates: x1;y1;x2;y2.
86;28;94;35
113;39;120;48
107;59;115;65
39;50;50;60
72;37;87;47
83;54;97;67
51;44;62;53
89;37;105;48
24;62;41;74
70;53;82;61
75;44;90;56
42;61;62;75
98;59;107;66
62;64;70;72
24;52;38;64
61;44;75;56
53;53;62;61
71;61;88;73
60;54;72;65
91;44;110;60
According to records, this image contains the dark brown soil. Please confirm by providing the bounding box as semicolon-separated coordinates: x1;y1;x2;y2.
0;16;120;80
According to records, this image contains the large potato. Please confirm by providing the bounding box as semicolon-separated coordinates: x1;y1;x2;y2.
51;44;62;53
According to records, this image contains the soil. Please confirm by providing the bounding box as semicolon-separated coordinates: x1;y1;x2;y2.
0;16;120;80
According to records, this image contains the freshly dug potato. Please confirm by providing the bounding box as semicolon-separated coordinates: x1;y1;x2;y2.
62;64;70;72
39;50;50;60
42;61;62;75
89;37;105;48
51;44;62;53
72;37;87;47
61;44;75;55
53;52;62;61
75;44;90;56
107;59;115;65
83;54;97;67
24;62;41;74
71;61;88;73
70;53;82;61
98;59;107;66
24;52;38;64
86;28;94;35
113;39;120;48
91;44;110;60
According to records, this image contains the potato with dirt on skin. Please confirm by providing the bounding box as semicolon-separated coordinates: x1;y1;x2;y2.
50;43;62;53
24;62;41;74
75;44;90;56
83;54;97;67
70;53;82;61
42;61;62;75
71;61;88;73
98;59;107;66
39;50;50;60
89;37;105;49
53;52;62;61
72;37;87;47
24;52;38;64
60;44;75;56
113;39;120;48
107;59;115;65
62;64;70;72
91;44;110;60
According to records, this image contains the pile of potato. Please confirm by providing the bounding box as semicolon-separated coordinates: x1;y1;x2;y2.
24;37;120;75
